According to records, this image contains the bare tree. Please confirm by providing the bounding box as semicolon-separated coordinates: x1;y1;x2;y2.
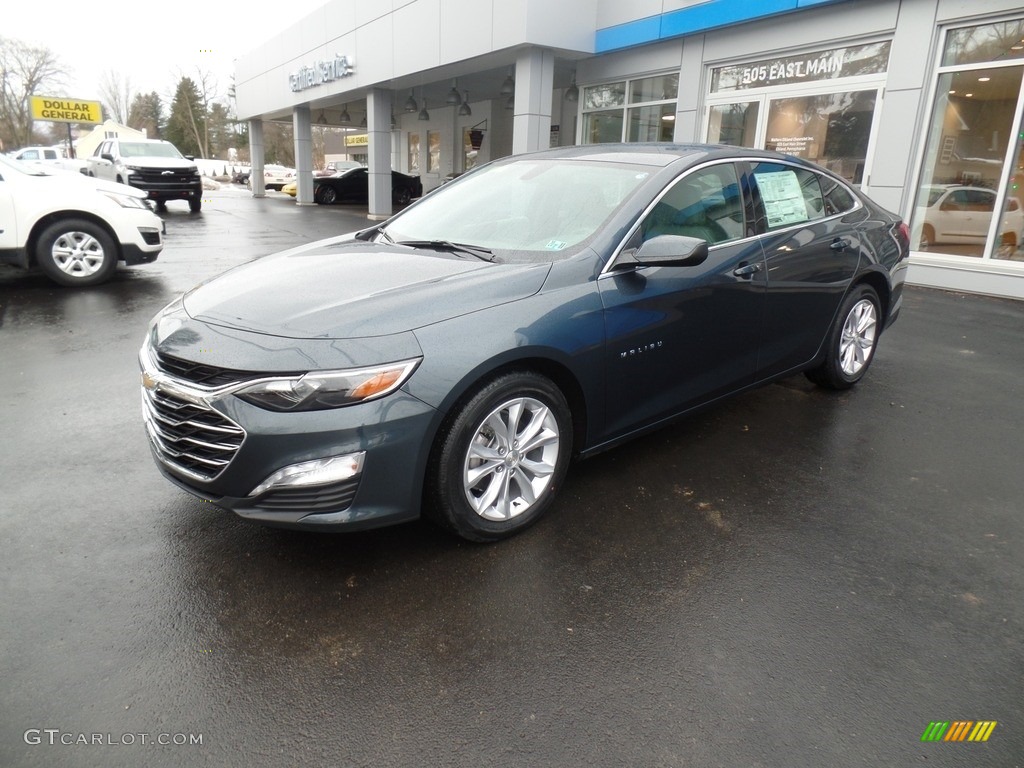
98;69;134;125
0;36;65;149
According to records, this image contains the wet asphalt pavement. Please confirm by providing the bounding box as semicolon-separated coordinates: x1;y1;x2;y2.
1;186;1022;768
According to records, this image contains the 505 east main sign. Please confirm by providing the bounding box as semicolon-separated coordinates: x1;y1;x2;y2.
288;54;355;92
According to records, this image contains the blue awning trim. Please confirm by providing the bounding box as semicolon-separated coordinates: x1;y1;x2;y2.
596;0;852;53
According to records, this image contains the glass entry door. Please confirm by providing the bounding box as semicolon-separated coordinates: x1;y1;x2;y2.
706;87;880;186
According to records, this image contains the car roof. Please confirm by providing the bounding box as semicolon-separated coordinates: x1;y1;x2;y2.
515;142;811;168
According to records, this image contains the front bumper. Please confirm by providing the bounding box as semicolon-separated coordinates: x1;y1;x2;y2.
139;342;438;531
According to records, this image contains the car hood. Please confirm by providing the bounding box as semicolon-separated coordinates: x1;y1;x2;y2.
123;155;196;170
183;241;551;339
24;169;149;199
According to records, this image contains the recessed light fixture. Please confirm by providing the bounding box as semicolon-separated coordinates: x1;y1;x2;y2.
965;92;974;97
978;76;991;82
949;89;957;94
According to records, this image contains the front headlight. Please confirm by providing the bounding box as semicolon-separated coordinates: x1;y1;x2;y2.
234;359;421;412
103;191;149;209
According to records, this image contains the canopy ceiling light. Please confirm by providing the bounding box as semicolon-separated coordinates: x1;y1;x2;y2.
564;72;579;103
403;90;418;113
360;114;367;127
458;91;471;116
391;112;397;129
418;101;430;121
446;80;462;106
505;95;515;110
339;104;351;123
500;68;515;96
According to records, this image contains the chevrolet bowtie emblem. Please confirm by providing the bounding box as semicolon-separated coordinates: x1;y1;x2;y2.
161;170;174;175
142;371;158;390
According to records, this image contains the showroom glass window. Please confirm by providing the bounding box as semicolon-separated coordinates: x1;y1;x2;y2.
706;41;890;186
581;74;678;144
408;133;420;174
911;19;1024;260
427;130;441;173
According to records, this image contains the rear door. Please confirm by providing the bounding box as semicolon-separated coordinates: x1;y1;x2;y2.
748;161;862;379
0;167;19;254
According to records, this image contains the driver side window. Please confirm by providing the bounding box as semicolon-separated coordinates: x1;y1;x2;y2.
641;164;743;246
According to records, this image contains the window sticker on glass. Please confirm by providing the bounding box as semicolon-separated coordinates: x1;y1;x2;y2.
755;170;808;228
545;240;567;250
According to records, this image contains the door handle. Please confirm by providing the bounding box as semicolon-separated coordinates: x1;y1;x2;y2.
733;262;762;278
830;237;851;251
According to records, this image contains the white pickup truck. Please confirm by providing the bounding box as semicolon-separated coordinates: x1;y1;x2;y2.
84;138;203;212
8;146;88;174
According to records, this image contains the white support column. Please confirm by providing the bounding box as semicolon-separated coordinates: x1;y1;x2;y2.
248;119;265;197
512;48;555;156
293;106;314;205
366;88;393;220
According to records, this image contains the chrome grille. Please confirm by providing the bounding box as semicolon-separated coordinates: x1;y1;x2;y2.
142;386;245;480
153;350;298;388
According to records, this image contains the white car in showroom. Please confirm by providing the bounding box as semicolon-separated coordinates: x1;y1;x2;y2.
916;184;1024;251
248;164;296;191
0;153;163;286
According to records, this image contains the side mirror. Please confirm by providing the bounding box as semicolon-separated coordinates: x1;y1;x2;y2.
185;155;195;161
632;234;709;267
101;153;114;162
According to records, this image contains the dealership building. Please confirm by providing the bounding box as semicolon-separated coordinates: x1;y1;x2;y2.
234;0;1024;299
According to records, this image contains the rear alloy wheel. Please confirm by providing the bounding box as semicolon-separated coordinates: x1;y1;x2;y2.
919;224;934;250
35;218;117;287
806;284;881;390
315;185;337;205
428;372;572;542
393;187;411;206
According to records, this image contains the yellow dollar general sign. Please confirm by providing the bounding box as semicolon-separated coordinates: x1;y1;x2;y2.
921;721;997;742
30;96;103;124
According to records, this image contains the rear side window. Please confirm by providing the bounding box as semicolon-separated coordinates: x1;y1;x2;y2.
820;176;857;215
752;162;828;229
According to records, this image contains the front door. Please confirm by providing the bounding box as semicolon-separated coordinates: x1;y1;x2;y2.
598;162;766;441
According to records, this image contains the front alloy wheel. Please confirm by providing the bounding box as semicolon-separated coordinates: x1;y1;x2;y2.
35;218;117;287
428;372;572;541
463;396;561;522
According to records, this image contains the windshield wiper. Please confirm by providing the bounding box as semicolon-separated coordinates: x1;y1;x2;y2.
396;239;495;262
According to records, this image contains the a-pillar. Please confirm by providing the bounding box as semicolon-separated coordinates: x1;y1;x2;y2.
366;88;393;220
512;48;554;155
293;106;314;205
248;119;266;196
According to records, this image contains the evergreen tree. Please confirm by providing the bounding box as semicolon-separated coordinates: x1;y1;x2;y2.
165;77;207;157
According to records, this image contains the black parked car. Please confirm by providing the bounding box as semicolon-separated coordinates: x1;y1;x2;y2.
313;167;423;206
141;144;909;542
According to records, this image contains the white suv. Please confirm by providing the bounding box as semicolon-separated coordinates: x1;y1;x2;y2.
0;153;164;286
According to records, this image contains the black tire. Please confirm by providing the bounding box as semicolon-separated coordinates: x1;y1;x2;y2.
920;224;934;250
35;218;118;287
393;186;411;206
156;201;167;212
426;371;573;542
805;284;881;390
315;185;337;205
189;197;202;213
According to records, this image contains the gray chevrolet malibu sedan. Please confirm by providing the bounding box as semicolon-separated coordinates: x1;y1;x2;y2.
141;143;910;541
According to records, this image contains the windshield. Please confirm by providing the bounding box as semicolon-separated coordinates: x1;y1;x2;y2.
383;159;652;261
119;142;185;159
